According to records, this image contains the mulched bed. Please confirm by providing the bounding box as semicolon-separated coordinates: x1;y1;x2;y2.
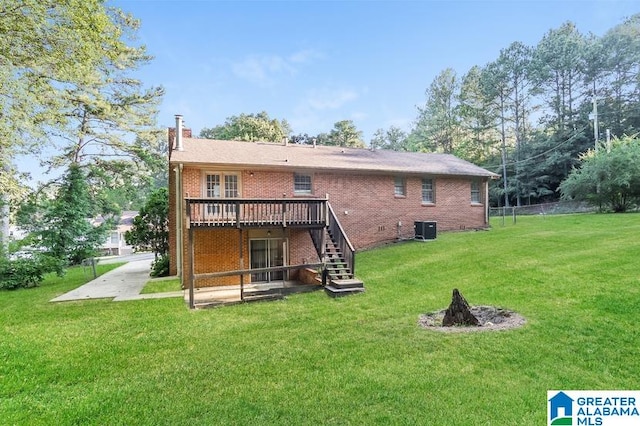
418;305;526;333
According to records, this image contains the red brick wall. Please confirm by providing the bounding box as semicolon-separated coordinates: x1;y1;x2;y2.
170;164;488;285
188;228;249;287
314;174;486;249
314;173;487;248
179;227;317;287
235;169;487;249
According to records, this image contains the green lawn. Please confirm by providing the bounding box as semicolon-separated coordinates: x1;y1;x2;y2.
140;277;182;294
1;213;639;425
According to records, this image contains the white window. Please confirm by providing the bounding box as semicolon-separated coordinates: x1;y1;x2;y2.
394;176;406;196
471;180;481;204
294;173;312;194
224;174;238;198
204;173;239;198
110;232;119;244
422;178;434;204
204;172;240;215
206;174;220;198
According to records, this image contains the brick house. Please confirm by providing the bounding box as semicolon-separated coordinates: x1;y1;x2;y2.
93;211;137;256
168;116;497;306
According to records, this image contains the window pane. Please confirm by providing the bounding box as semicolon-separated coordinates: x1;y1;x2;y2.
206;174;220;198
394;177;405;196
294;173;312;193
422;178;434;203
471;181;481;203
225;175;238;198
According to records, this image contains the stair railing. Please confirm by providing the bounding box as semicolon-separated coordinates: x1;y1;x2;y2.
326;202;356;276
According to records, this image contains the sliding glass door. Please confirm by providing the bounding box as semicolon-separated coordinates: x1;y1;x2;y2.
250;239;284;282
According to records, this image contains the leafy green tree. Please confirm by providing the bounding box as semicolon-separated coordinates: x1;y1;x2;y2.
597;14;640;137
0;165;29;251
200;112;290;142
531;22;588;131
41;48;164;202
457;65;500;163
289;133;312;144
125;188;169;260
91;134;169;212
413;16;640;208
0;0;138;157
481;60;513;207
411;68;460;153
20;165;109;273
326;120;365;148
498;41;536;206
560;137;640;212
1;0;163;247
370;126;409;151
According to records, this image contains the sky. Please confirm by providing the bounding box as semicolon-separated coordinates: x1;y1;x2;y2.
114;0;638;137
18;0;640;184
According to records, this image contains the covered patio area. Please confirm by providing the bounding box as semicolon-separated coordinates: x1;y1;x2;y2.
184;279;322;308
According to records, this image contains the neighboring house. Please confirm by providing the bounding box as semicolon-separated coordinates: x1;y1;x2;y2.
7;225;28;242
93;211;137;256
168;115;498;303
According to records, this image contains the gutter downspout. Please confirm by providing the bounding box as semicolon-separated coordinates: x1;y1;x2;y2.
174;163;184;278
485;178;490;226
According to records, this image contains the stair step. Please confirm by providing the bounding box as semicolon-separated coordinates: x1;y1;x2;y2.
329;276;352;281
330;278;364;289
326;264;348;270
324;285;365;298
327;262;347;268
328;270;349;276
326;265;350;270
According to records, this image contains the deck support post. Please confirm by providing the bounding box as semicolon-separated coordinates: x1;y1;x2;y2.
320;226;327;284
189;227;195;309
239;228;244;301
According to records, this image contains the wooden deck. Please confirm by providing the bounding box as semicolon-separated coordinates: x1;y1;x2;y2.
186;197;328;228
185;281;322;308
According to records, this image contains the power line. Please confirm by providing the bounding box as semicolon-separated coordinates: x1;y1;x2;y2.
483;124;591;170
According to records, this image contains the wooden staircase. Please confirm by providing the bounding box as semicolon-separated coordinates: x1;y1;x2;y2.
323;228;365;297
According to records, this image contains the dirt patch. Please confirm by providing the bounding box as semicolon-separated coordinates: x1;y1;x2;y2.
418;305;525;333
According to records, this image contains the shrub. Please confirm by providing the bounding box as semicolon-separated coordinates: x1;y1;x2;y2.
0;255;57;290
150;254;169;278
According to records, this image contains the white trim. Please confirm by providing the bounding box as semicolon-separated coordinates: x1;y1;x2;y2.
201;170;242;198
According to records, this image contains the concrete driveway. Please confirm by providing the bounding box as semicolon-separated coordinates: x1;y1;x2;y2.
51;255;181;302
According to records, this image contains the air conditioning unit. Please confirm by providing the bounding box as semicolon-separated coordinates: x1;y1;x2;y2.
415;221;436;241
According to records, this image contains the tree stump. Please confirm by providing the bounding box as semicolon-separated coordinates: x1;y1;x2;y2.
442;288;479;327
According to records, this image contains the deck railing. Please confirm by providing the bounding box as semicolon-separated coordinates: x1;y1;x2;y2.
309;201;356;277
326;202;356;276
186;198;328;228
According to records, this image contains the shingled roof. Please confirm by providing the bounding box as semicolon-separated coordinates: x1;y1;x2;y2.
170;138;498;178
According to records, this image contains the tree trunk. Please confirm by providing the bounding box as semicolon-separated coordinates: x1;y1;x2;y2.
442;288;479;327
